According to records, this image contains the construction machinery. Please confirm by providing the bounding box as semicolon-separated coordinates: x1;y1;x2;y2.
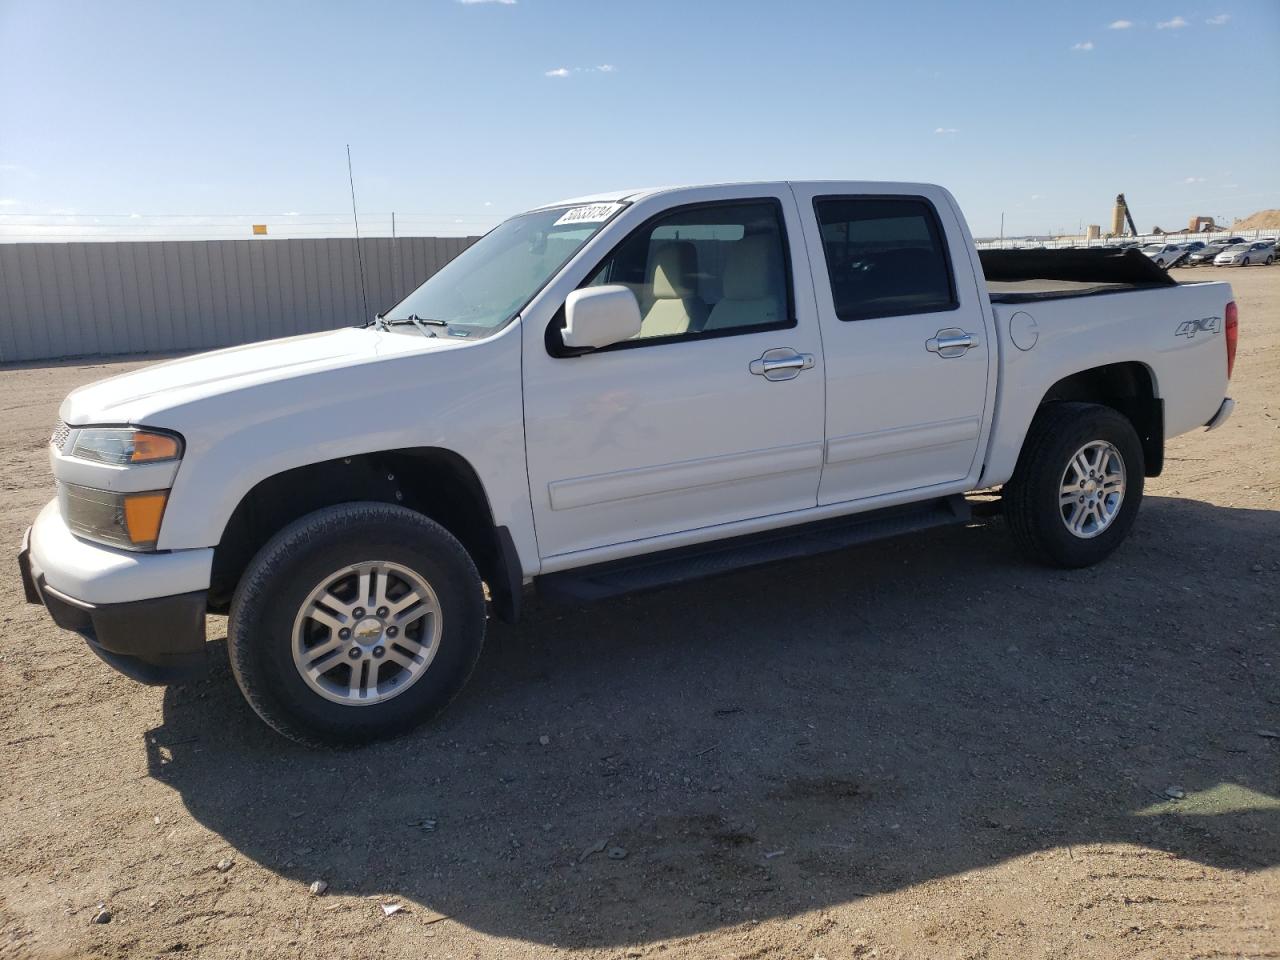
1110;193;1139;237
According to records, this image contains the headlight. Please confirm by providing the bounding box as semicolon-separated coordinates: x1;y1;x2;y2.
59;483;169;551
71;427;183;465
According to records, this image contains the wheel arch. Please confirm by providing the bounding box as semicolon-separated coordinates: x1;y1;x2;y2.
209;447;523;622
1035;361;1163;477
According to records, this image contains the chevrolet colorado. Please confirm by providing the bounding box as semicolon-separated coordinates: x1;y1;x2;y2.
18;181;1239;745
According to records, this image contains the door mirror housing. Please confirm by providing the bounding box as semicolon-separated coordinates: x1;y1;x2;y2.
561;285;642;350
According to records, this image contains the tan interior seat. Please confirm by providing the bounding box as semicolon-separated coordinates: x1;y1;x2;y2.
705;235;782;331
639;241;707;338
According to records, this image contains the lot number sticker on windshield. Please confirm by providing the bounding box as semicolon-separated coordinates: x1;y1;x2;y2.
554;202;624;226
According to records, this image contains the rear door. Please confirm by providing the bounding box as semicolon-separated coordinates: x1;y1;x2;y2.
789;183;995;505
521;186;826;561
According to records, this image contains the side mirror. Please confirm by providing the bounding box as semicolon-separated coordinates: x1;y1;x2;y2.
562;285;642;350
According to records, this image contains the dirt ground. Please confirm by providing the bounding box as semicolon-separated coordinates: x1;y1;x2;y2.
1;266;1277;960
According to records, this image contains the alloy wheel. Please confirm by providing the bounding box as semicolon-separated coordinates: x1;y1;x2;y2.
291;560;443;706
1059;441;1126;539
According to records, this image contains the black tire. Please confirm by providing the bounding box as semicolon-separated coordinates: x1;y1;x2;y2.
1003;402;1145;568
1266;255;1274;266
228;502;486;747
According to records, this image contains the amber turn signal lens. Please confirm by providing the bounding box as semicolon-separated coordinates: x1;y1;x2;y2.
123;491;168;546
130;432;182;463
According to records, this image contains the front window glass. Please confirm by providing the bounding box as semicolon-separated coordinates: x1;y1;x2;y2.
582;200;792;343
383;204;621;337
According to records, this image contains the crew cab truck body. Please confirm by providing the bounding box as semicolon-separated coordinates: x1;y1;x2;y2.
18;181;1239;744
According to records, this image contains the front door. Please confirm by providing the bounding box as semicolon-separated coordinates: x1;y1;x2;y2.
522;190;825;560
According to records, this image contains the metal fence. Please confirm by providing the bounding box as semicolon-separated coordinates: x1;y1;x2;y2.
975;227;1276;250
0;235;477;363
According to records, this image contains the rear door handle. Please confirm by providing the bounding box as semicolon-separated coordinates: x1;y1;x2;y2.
926;328;979;358
750;347;815;381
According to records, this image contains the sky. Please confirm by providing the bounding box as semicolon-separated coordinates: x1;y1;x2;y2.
1;0;1277;242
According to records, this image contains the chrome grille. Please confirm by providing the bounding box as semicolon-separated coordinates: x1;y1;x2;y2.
51;420;70;452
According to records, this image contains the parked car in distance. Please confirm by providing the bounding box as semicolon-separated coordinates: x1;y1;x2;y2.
1140;242;1188;268
18;179;1240;745
1185;237;1248;266
1214;240;1276;266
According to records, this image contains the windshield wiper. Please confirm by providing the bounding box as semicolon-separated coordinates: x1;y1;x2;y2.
383;314;449;337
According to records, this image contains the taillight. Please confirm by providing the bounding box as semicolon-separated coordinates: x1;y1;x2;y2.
1224;300;1238;380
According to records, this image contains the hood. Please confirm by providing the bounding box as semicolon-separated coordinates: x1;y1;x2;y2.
59;326;466;425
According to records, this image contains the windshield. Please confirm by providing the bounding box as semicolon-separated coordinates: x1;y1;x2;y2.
380;203;623;337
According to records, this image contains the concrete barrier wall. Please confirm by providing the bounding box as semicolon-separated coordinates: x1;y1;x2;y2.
0;235;477;363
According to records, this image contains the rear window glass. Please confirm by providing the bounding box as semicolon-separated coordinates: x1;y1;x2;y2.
813;197;958;322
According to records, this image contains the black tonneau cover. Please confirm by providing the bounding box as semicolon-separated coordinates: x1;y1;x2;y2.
978;247;1178;304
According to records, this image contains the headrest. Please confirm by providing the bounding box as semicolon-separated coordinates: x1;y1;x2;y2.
649;241;699;300
722;235;776;300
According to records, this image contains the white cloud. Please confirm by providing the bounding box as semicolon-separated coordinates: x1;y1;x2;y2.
545;64;616;78
1156;15;1187;29
128;212;142;218
1109;19;1134;29
1183;176;1206;183
1071;40;1094;50
458;0;516;5
1205;13;1230;25
934;127;958;134
282;211;300;216
1030;194;1042;200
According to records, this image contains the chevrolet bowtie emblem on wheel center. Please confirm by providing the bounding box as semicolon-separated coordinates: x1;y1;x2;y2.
353;618;384;643
1175;316;1221;338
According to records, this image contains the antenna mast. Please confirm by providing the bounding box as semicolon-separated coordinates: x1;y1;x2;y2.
347;144;370;319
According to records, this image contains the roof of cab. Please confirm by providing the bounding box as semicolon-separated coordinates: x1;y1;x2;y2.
536;180;946;211
532;187;671;209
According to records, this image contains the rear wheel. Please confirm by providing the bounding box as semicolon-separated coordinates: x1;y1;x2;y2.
1266;255;1275;265
229;502;486;746
1003;402;1145;568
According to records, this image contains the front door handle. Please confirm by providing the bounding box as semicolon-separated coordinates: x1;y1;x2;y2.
926;328;979;358
750;347;815;381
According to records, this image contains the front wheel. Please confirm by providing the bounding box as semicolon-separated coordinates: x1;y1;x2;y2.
228;503;486;746
1003;402;1145;568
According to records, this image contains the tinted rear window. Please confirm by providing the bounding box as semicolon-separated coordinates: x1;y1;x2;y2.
813;197;958;321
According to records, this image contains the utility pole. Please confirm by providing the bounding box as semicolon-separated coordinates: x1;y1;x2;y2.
999;212;1004;246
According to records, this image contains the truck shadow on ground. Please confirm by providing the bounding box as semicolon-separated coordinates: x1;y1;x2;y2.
146;495;1280;948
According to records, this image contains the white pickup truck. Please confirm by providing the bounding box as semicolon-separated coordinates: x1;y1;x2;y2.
19;181;1239;745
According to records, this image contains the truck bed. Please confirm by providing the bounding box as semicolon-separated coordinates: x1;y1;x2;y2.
986;278;1171;303
979;247;1177;304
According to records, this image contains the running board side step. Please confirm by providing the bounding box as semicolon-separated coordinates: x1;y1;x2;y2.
535;495;970;604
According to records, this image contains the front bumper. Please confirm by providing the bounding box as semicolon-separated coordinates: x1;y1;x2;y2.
18;508;210;685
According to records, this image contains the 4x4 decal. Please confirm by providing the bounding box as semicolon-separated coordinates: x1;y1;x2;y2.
1175;316;1221;339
